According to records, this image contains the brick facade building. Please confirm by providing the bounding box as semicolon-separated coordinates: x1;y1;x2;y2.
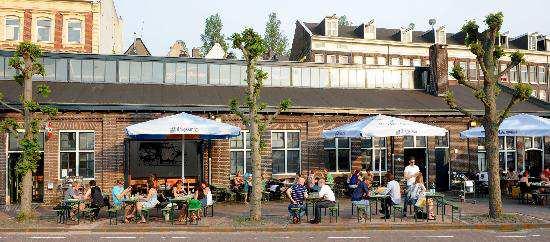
0;49;548;205
0;0;123;54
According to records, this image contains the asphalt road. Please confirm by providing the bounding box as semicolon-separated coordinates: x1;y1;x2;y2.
1;229;548;242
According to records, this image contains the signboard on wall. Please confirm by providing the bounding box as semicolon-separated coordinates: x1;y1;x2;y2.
128;140;200;178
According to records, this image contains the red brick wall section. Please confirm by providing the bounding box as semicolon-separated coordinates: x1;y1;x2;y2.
23;10;32;41
54;12;63;51
84;12;93;53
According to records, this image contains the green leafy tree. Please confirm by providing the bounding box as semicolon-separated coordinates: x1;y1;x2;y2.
0;42;58;221
443;12;531;218
200;13;228;55
229;28;292;221
263;12;288;58
338;15;352;26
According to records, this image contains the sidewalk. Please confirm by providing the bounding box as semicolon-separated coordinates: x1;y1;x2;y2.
1;197;548;232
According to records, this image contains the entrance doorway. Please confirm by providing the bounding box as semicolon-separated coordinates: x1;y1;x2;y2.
7;153;44;204
435;148;450;191
404;148;427;179
525;150;543;177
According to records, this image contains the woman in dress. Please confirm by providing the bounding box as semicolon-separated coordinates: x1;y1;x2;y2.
136;179;159;223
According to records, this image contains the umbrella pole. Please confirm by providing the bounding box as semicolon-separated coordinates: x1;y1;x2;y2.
182;136;186;181
379;149;382;185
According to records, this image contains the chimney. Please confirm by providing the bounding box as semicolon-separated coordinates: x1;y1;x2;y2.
192;47;201;58
427;44;448;96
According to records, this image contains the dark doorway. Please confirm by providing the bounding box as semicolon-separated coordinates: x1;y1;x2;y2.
525;150;543;178
7;153;44;204
404;148;427;179
435;148;450;191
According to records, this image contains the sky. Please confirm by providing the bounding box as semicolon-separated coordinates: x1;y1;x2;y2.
114;0;550;56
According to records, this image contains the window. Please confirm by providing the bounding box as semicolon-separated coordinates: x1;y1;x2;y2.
412;59;421;67
403;136;427;148
540;90;546;101
510;66;518;83
477;152;487;172
353;56;363;64
326;55;336;64
469;62;477;80
59;131;95;179
528;35;537;51
525;137;543;150
365;57;375;65
448;61;455;80
271;131;300;174
230;131;250;175
362;137;387;172
37;18;52;42
314;54;324;63
402;58;411;67
538;66;546;84
8;132;45;202
529;66;537;84
435;133;449;148
500;64;508;82
324;138;350;172
325;19;338;37
338;56;349;64
5;16;20;40
391;58;400;66
520;65;527;83
497;137;516;172
67;20;82;44
377;56;386;65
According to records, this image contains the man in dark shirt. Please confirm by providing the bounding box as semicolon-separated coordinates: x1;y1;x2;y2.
287;177;308;222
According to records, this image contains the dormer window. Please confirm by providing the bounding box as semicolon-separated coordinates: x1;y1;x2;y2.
325;17;338;37
400;24;414;43
363;20;376;40
498;34;509;49
435;26;446;44
528;34;538;51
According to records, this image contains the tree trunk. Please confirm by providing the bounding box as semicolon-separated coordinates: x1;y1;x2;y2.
484;79;503;218
20;55;34;217
247;62;262;221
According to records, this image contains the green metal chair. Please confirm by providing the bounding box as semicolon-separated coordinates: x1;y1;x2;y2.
187;199;202;225
355;204;371;222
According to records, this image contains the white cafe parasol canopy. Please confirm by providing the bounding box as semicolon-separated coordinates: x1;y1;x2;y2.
460;114;550;138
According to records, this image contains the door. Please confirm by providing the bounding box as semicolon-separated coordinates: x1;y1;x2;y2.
7;153;44;204
525;150;543;178
435;148;450;191
404;148;427;179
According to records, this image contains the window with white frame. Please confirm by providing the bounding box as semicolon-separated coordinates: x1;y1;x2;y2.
314;54;324;63
469;62;478;80
528;34;537;51
365;57;375;65
435;133;449;148
67;19;82;44
353;56;363;64
510;66;518;83
271;131;300;174
325;18;338;37
390;57;400;66
477;152;487;172
448;61;455;80
403;136;427;148
361;137;387;172
230;131;250;175
324;138;350;172
498;137;516;172
59;131;95;178
37;18;52;42
377;56;386;65
524;137;543;150
412;59;421;67
520;65;527;83
338;55;349;64
529;66;537;84
540;90;547;101
538;66;546;84
326;55;336;64
402;58;411;67
5;16;21;41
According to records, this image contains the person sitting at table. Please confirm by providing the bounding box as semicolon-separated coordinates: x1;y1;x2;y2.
65;181;86;217
377;172;401;219
310;178;336;224
351;173;370;208
195;181;211;207
410;174;434;220
540;168;549;183
348;170;360;190
168;180;188;223
84;180;104;219
287;177;308;223
231;171;245;193
111;179;134;223
172;180;187;198
306;170;316;190
135;179;159;223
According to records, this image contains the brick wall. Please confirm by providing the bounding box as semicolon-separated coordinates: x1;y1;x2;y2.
0;111;547;205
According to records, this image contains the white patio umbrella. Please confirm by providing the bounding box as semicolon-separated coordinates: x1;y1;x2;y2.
460;114;550;138
323;114;448;184
126;112;241;180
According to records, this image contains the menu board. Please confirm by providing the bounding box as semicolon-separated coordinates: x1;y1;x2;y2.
128;140;200;178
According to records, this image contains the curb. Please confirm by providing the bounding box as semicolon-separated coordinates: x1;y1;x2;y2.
2;223;549;233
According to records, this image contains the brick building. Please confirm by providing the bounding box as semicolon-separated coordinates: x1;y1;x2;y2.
290;15;550;102
0;48;548;205
0;0;124;54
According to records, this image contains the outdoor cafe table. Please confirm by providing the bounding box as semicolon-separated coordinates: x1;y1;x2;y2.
305;192;320;220
64;198;82;224
169;195;193;225
424;192;444;222
368;193;389;216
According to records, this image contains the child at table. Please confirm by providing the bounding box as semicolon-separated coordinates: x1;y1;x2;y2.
171;180;188;223
411;174;434;220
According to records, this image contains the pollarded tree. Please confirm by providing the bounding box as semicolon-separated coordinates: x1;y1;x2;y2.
229;28;291;221
0;42;58;221
443;12;531;218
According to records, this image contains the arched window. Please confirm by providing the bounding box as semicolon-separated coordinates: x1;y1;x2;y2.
67;19;82;43
5;16;20;40
37;18;52;42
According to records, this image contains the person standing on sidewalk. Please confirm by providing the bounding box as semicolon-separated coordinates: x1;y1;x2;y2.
310;178;336;224
403;156;419;216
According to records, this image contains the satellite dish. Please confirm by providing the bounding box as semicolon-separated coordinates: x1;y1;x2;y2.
429;19;436;27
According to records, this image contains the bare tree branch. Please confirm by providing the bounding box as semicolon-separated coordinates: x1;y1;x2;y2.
457;76;480;91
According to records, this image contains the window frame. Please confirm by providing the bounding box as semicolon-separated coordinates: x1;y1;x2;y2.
36;17;53;42
58;130;95;179
403;136;427;148
270;130;301;175
5;16;21;41
478;136;517;172
538;66;546;84
67;19;83;44
323;137;351;173
229;131;251;175
314;54;324;63
361;137;388;173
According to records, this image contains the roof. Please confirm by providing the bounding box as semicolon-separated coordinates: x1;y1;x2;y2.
0;80;547;115
124;38;151;56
